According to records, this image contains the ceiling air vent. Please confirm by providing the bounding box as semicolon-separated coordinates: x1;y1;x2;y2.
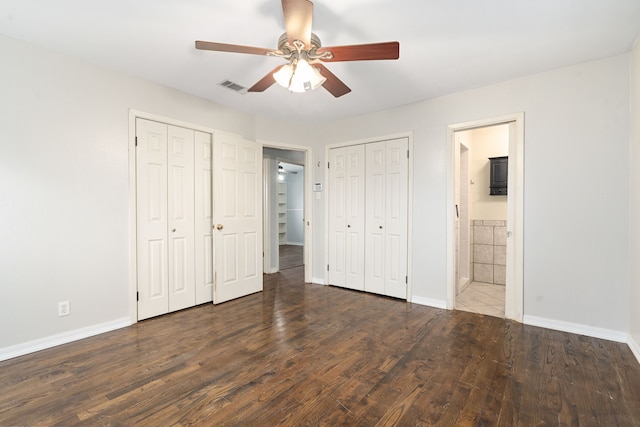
218;80;248;94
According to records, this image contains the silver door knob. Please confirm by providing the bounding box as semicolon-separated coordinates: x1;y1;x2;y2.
172;228;176;232
216;224;224;230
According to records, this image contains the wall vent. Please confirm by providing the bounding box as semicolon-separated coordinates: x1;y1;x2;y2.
218;80;248;94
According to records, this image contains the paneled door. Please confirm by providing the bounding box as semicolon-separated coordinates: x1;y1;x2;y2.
136;118;212;320
166;125;196;312
194;131;214;305
328;145;366;291
213;132;263;303
364;139;408;299
136;119;170;320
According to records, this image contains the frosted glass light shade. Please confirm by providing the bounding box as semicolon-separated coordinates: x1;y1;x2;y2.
274;60;326;93
273;64;294;88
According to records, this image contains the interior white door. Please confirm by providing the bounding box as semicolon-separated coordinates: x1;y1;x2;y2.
328;147;347;287
167;126;196;312
365;142;386;294
136;119;170;320
328;145;365;291
194;131;213;304
381;138;408;299
213;132;263;303
364;139;408;298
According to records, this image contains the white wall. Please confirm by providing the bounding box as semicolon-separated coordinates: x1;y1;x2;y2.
312;54;631;334
0;34;259;353
0;31;635;357
629;36;640;355
458;125;509;221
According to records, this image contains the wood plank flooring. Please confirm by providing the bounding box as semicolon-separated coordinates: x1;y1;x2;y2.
1;266;640;426
279;244;303;270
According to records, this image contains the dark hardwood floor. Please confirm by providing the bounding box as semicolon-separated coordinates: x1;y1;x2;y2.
1;267;640;426
279;244;303;270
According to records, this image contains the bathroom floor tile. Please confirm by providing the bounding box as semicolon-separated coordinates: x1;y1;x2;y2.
455;281;505;318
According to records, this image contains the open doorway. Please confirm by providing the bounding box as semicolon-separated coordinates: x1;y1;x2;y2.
262;147;310;279
454;124;509;318
447;113;524;322
277;161;304;270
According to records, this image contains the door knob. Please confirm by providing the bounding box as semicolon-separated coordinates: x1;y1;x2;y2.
216;224;224;230
172;228;176;232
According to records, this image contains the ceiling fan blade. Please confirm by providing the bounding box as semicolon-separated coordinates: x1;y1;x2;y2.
315;64;351;98
248;65;285;93
317;41;400;62
282;0;313;48
195;41;273;56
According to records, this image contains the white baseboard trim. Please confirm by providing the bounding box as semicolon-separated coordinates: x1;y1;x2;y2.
410;296;447;310
629;335;640;365
0;317;131;362
311;277;325;285
523;315;627;343
285;242;304;246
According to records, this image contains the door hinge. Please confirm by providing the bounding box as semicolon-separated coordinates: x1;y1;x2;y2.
405;276;408;284
135;136;138;147
407;150;409;158
327;162;330;169
136;291;139;301
327;264;330;271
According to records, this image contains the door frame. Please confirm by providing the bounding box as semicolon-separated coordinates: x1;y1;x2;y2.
324;132;414;301
446;113;524;321
128;109;220;324
259;140;313;285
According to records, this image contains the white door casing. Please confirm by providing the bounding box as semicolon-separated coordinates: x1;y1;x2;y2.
446;113;524;321
213;132;263;304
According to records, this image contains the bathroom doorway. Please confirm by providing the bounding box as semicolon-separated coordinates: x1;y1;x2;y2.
454;124;509;318
447;113;524;322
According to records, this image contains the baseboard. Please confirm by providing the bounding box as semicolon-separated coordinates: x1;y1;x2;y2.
523;315;627;343
285;242;304;246
311;277;325;285
410;296;447;310
0;317;131;362
629;335;640;365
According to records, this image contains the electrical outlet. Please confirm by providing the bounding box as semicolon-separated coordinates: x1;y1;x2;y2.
58;301;70;317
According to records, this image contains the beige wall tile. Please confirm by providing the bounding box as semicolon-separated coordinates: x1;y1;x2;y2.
473;226;493;245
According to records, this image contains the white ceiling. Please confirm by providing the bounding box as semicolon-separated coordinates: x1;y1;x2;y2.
2;0;639;124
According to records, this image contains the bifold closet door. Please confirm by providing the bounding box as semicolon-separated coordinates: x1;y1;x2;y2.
328;145;365;291
137;118;212;320
194;131;214;305
136;119;170;320
364;139;408;299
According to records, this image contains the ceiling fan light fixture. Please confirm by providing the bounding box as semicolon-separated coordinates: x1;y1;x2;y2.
274;58;326;93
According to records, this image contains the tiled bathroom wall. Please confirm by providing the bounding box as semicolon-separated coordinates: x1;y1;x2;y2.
471;220;507;285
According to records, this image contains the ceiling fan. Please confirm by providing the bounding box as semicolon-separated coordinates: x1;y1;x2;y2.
195;0;400;98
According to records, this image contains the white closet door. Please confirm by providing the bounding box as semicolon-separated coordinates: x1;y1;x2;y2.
194;131;213;304
136;119;169;320
213;132;263;303
365;142;386;295
167;126;196;312
383;138;408;299
328;147;347;287
329;145;365;291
